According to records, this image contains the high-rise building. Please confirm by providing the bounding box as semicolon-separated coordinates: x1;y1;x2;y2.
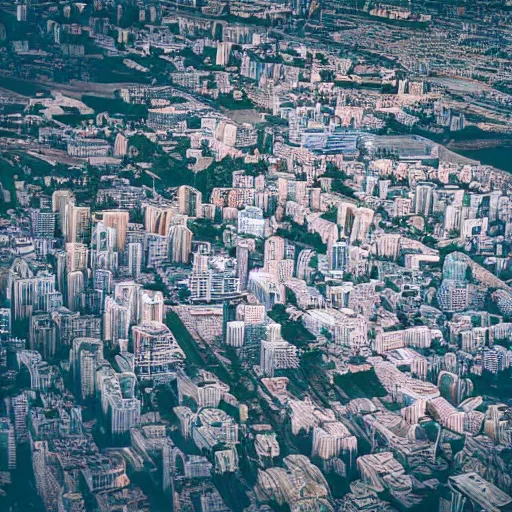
144;202;174;236
264;236;285;277
97;363;141;437
248;272;284;310
94;269;113;296
72;315;102;340
437;280;468;313
296;249;316;284
329;238;349;274
0;308;11;339
222;300;239;344
51;307;79;347
188;255;241;302
145;234;168;269
70;337;103;400
11;393;28;442
12;273;56;321
103;296;130;346
102;210;129;251
0;419;16;470
66;270;85;312
351;207;374;243
260;339;300;376
131;322;185;378
443;252;469;282
238;206;265;238
113;133;128;157
337;203;374;242
128;242;143;279
53;250;67;294
65;203;91;244
91;221;116;253
52;190;74;234
31;210;56;238
236;240;251;290
16;3;27;22
138;290;164;324
303;308;369;357
114;281;141;324
374;234;401;260
236;303;266;324
30;313;58;360
169;225;193;264
414;182;436;217
66;243;88;272
225;321;245;347
178;186;202;218
177;368;228;409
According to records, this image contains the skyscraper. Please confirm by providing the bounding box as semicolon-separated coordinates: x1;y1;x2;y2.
128;242;143;279
236;240;251;290
30;313;58;360
225;321;245;347
103;296;130;346
94;269;113;296
0;308;11;339
169;225;193;264
131;322;185;378
238;206;265;238
145;234;168;269
0;419;16;470
11;393;28;442
65;203;91;244
178;185;202;218
67;270;85;312
52;190;74;231
12;273;56;321
66;243;88;272
264;236;285;277
414;182;436;217
70;337;103;400
144;202;174;236
329;239;349;274
138;290;164;324
102;210;129;251
31;210;56;238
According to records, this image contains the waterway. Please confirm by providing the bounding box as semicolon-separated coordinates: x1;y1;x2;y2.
457;146;512;174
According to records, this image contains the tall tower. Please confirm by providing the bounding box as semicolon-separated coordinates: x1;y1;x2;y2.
66;271;85;312
264;236;285;277
65;204;91;244
329;239;348;273
131;322;185;378
236;240;251;290
102;210;129;251
178;186;202;218
70;337;103;400
128;242;143;279
169;225;193;264
144;203;174;236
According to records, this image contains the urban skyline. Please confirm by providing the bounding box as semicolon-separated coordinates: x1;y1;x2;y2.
0;1;512;512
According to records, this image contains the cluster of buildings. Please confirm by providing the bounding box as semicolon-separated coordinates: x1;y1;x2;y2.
2;1;512;512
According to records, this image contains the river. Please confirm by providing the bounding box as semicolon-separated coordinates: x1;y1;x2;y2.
456;146;512;174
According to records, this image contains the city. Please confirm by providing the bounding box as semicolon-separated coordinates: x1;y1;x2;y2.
0;1;511;511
